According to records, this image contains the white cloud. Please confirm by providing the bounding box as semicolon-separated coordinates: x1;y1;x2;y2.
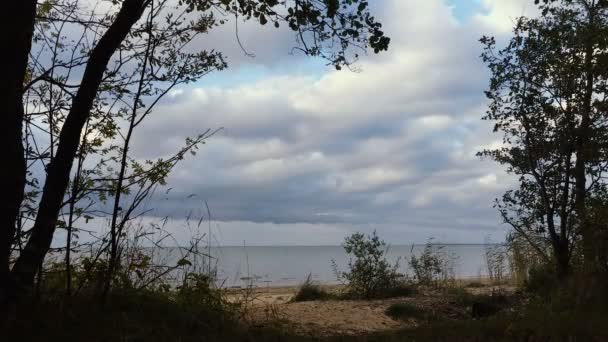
122;0;535;244
474;0;537;33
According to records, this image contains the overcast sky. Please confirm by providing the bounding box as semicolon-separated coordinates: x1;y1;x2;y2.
118;0;539;246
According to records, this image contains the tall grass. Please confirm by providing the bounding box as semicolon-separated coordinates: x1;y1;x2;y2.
293;274;330;302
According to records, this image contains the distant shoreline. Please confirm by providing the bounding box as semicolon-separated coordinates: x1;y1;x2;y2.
223;275;495;291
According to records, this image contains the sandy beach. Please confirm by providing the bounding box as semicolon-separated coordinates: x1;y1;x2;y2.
226;279;514;336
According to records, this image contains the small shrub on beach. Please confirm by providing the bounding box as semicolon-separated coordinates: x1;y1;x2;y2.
293;274;330;302
333;231;404;299
409;239;456;287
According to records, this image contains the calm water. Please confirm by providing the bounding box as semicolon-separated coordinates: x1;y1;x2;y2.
174;244;497;287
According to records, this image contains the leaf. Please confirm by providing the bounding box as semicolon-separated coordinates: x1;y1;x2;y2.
177;258;192;266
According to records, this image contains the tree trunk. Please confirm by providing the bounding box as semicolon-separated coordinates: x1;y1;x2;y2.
11;0;148;291
575;15;596;271
0;0;37;306
555;239;571;280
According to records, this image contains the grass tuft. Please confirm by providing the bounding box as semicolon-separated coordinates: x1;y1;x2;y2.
293;274;331;302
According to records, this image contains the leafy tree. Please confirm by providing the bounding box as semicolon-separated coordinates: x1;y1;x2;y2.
0;0;390;305
479;0;608;277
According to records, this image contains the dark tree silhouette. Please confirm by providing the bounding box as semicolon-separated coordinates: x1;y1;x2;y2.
0;0;38;305
480;0;608;277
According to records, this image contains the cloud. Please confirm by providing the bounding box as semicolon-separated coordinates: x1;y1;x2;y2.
119;0;532;245
473;0;539;33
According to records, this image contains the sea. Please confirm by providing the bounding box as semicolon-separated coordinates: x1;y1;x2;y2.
168;244;502;288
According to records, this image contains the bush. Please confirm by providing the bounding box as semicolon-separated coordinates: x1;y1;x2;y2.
409;239;456;287
385;302;424;320
333;231;404;299
524;263;557;297
446;286;512;320
176;273;229;311
293;274;330;302
7;287;242;342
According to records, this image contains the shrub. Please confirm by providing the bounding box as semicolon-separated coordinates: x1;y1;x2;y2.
385;302;424;320
8;284;242;342
409;239;456;287
333;231;403;299
293;274;330;302
447;286;512;320
176;273;226;309
524;263;557;297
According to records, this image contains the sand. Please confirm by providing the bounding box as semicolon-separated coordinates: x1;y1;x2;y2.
227;281;513;336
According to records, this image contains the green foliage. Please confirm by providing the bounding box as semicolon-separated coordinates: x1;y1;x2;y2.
333;231;404;299
12;0;392;302
12;251;239;341
7;289;242;342
479;0;608;280
409;240;455;287
178;0;390;69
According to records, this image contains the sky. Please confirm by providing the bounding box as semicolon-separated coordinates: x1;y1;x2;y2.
118;0;539;246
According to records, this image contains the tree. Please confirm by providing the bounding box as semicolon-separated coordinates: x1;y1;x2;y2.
0;0;39;306
1;0;390;304
479;0;608;278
